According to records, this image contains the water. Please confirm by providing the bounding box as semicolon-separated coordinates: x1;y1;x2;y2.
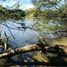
0;19;39;48
0;19;67;48
0;18;67;66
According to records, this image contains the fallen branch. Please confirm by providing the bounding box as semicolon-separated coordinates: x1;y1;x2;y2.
0;44;67;58
0;44;40;58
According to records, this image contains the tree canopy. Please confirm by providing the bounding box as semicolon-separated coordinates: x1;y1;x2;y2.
32;0;67;31
32;0;62;10
0;5;26;20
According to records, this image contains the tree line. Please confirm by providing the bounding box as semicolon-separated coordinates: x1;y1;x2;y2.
0;5;26;20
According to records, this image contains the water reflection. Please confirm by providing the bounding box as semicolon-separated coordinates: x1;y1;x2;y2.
0;18;67;66
0;18;67;48
1;19;38;48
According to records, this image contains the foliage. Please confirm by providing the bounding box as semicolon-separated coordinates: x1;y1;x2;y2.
25;8;35;18
32;0;61;10
0;5;26;20
32;0;67;31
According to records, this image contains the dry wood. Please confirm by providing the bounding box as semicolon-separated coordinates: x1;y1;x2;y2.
0;44;40;58
0;44;67;58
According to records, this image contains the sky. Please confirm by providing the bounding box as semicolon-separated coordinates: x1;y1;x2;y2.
0;0;65;10
0;0;34;10
20;0;34;10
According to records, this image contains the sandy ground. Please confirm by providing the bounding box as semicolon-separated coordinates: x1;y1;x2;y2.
52;37;67;46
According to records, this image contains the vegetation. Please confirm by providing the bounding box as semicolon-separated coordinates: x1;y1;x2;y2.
0;0;67;66
32;0;67;31
0;5;26;20
25;8;35;19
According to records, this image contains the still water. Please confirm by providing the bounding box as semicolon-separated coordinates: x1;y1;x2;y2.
0;19;39;48
0;18;67;65
0;19;67;48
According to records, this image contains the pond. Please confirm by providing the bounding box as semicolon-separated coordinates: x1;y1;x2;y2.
0;18;67;48
0;19;39;48
0;18;67;66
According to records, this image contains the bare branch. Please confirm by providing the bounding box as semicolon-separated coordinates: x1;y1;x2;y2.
0;44;67;58
0;44;40;58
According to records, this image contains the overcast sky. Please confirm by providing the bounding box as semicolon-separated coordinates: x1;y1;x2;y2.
0;0;34;10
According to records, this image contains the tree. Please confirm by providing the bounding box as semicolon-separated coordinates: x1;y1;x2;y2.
32;0;67;31
32;0;61;10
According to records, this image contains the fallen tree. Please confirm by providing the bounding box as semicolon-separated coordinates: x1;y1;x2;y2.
0;44;67;58
0;44;40;58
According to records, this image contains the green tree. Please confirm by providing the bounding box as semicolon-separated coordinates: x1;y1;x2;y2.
32;0;67;31
32;0;61;10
